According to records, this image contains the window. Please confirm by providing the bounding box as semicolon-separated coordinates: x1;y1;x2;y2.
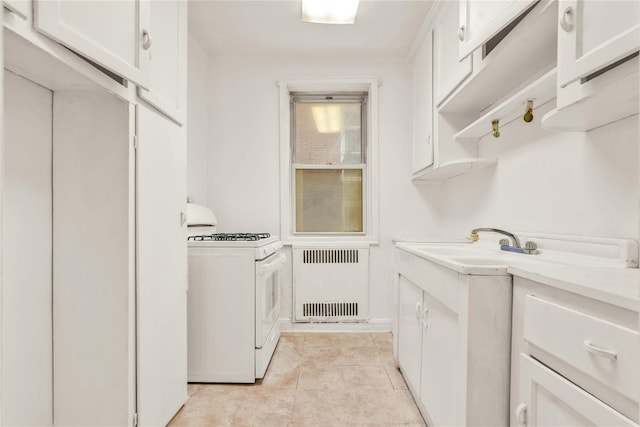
291;93;367;234
279;79;379;243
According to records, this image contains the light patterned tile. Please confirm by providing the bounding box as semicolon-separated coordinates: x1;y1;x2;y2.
186;383;202;397
384;364;409;391
291;389;366;426
169;333;426;427
297;365;345;390
354;389;425;425
342;365;393;390
371;332;393;352
232;392;296;426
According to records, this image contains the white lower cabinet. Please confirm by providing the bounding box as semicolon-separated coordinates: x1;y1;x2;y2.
518;355;636;427
394;248;512;426
511;277;640;426
419;291;459;426
397;276;424;394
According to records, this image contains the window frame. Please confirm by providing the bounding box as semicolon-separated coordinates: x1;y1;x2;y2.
278;78;379;244
291;93;367;236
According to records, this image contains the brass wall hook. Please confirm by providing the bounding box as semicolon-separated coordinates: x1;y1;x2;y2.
523;99;534;123
491;119;500;138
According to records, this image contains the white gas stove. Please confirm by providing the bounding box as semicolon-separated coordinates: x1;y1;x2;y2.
187;231;285;383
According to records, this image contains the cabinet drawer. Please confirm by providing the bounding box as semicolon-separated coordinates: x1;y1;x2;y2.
523;295;639;406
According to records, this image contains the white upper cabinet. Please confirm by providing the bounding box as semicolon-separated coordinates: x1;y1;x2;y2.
33;0;151;89
138;0;187;125
434;1;472;106
557;0;640;88
458;0;536;60
411;29;434;174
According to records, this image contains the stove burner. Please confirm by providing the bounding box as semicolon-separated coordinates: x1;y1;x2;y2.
188;233;271;242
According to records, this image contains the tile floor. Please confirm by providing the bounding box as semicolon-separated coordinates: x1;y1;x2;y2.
168;332;426;426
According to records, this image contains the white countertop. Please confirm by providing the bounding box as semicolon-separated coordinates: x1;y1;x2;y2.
508;263;639;311
395;240;640;312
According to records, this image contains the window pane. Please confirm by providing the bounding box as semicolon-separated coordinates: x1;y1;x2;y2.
294;103;362;164
295;169;363;233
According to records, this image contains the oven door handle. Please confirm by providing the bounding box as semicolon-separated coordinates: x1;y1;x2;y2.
257;252;287;275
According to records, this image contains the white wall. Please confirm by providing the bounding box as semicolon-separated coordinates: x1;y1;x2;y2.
187;35;209;206
435;103;639;241
205;56;443;323
197;53;638;327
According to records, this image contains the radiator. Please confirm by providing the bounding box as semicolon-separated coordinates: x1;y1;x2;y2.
293;246;369;322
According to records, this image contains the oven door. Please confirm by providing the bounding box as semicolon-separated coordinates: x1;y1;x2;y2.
255;251;285;348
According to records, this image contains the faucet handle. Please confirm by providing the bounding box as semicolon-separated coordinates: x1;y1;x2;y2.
467;232;479;242
499;238;510;247
524;241;538;254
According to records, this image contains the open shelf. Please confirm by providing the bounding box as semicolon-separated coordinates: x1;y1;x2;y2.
413;158;497;182
454;68;557;142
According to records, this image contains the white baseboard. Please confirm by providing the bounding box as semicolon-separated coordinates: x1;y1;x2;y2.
279;317;393;333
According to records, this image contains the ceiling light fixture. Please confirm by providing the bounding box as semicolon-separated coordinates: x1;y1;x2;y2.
301;0;360;24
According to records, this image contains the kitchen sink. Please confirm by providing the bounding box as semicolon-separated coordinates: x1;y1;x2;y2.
395;242;516;275
447;256;508;265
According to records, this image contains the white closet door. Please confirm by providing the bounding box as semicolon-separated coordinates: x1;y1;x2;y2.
2;71;53;427
52;92;135;426
136;102;187;427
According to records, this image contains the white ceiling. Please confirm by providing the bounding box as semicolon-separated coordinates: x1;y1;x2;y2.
188;0;434;59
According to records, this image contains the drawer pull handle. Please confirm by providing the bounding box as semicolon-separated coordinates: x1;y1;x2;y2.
415;302;421;320
583;341;617;361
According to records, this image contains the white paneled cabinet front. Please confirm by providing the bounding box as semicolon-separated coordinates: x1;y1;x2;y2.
397;276;424;394
419;292;459;427
411;29;434;174
434;1;472;106
458;0;536;60
557;0;640;88
33;0;151;88
138;0;187;124
394;248;512;426
136;102;188;427
510;277;640;425
518;355;637;427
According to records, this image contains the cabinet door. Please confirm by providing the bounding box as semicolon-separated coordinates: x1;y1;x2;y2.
138;0;187;125
434;1;472;106
458;0;536;60
33;0;150;88
517;354;636;427
136;103;187;426
412;29;434;173
420;292;459;427
557;0;640;88
397;276;424;394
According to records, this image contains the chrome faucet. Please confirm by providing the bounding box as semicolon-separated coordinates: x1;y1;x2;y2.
468;228;538;254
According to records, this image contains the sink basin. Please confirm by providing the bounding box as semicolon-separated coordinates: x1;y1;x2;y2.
396;242;512;275
448;256;507;266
